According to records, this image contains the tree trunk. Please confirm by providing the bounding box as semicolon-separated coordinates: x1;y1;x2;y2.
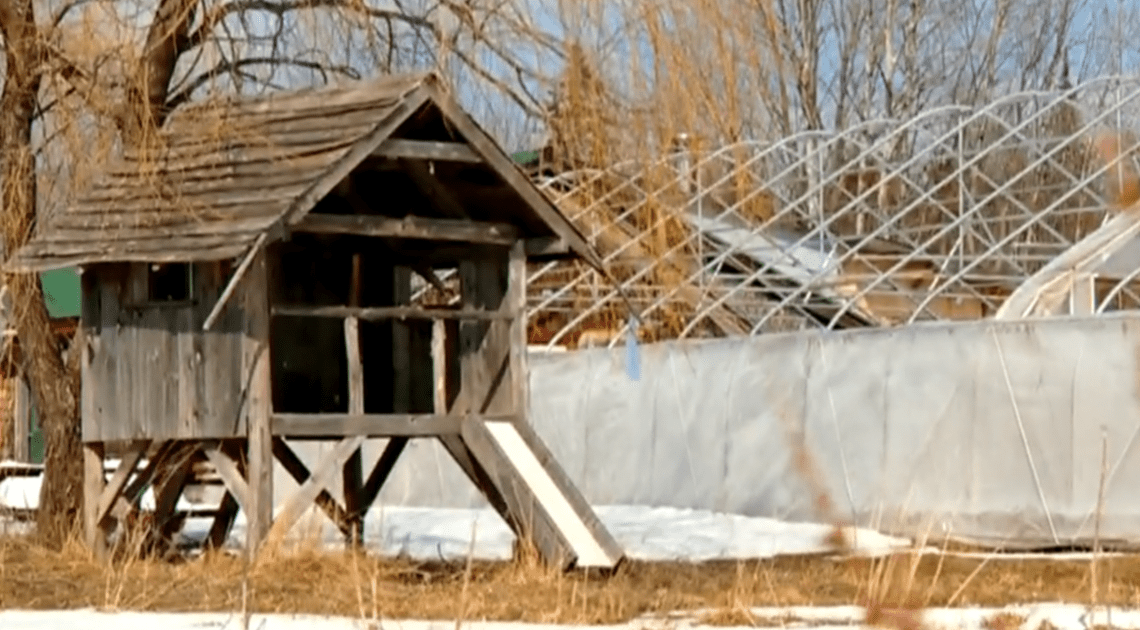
0;0;84;547
124;0;199;142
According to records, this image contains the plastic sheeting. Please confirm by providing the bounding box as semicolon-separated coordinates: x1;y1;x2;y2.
278;314;1140;548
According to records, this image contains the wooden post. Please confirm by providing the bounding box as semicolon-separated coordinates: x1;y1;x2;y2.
207;492;240;549
392;266;412;411
150;444;196;556
12;373;29;462
244;250;273;559
432;318;447;413
83;441;106;558
456;250;511;416
369;265;413;512
342;253;364;547
507;241;529;420
326;264;420;521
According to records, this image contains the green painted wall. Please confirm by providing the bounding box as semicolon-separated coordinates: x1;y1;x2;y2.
40;267;81;319
28;406;42;464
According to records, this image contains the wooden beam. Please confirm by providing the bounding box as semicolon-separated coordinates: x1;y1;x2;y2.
83;442;107;558
343;254;365;547
420;81;602;269
266;436;366;545
498;417;625;568
206;491;240;549
357;437;408;511
107;441;174;523
349;265;414;526
292;214;518;245
271;305;513;321
508;241;529;418
271;413;465;437
244;249;274;559
150;444;196;554
276;88;432;228
94;439;150;526
432;319;447;413
202;231;268;332
374;138;481;163
201;443;253;517
413;264;449;295
271;437;351;537
403;159;470;219
392;265;412;419
437;433;515;528
458;419;572;568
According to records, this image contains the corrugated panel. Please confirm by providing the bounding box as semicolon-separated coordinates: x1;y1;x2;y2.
10;73;430;270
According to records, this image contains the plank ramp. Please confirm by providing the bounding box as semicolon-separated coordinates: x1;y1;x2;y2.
463;418;624;570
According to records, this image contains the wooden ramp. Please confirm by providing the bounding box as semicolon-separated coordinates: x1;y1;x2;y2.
452;417;624;570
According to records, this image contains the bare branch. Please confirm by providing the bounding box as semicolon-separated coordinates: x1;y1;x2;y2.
165;55;361;109
185;0;433;52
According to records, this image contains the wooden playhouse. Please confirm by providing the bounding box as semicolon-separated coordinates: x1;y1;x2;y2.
6;73;624;570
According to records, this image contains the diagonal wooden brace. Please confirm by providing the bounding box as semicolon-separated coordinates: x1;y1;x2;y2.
201;441;253;517
107;442;177;524
271;437;352;536
93;440;150;527
265;436;366;544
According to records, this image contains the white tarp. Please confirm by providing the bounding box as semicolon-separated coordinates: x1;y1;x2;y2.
281;313;1140;549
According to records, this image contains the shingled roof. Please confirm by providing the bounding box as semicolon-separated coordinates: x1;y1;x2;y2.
8;72;601;272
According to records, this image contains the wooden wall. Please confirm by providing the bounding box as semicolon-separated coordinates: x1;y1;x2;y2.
455;246;517;416
79;239;527;442
81;261;249;442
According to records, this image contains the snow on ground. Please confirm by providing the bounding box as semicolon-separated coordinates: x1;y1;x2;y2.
3;466;911;561
0;467;201;514
176;504;911;562
0;471;39;511
2;466;1133;629
6;604;1140;630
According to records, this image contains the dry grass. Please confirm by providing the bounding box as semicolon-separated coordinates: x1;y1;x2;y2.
5;535;1140;623
985;612;1029;630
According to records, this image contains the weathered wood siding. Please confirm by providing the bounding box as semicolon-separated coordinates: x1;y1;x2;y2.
456;246;515;416
82;262;249;442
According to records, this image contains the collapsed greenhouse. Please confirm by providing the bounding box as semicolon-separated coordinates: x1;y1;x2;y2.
389;77;1140;549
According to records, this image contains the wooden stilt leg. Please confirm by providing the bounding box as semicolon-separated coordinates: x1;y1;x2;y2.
83;442;107;559
244;250;273;560
342;449;363;548
342;253;365;548
150;443;196;557
247;421;272;559
206;491;240;549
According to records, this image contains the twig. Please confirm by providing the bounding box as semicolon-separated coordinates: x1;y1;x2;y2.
455;519;477;630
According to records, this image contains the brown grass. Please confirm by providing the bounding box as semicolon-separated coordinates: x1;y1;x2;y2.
5;535;1140;623
985;612;1029;630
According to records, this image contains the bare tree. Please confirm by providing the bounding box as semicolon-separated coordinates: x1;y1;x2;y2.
539;0;1118;159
